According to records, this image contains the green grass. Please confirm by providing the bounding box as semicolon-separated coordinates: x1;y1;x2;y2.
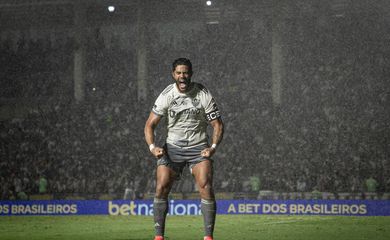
0;215;389;240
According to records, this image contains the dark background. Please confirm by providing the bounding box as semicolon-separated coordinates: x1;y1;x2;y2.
0;0;389;200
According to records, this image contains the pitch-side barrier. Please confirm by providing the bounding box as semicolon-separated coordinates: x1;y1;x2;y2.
1;199;389;216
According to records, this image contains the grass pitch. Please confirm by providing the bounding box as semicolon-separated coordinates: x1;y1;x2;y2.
0;215;389;240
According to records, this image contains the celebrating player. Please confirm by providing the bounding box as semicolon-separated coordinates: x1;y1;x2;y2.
144;58;224;240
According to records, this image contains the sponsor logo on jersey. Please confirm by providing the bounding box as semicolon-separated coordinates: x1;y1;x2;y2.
170;100;178;107
170;98;186;108
169;108;201;118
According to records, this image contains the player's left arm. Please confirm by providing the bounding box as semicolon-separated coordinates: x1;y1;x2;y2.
201;118;224;158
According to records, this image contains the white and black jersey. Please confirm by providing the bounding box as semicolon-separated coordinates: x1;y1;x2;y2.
152;82;221;148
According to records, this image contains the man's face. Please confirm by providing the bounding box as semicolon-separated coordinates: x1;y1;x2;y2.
172;65;192;93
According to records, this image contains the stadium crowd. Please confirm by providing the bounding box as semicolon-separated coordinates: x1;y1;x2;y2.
1;7;389;200
1;59;388;200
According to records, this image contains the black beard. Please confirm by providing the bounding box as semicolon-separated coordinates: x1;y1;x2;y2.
179;78;191;84
176;79;193;92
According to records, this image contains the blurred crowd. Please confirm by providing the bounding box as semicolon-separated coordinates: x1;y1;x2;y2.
1;7;389;200
1;75;388;200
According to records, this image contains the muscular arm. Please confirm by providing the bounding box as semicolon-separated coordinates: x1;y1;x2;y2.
201;118;224;158
144;112;164;158
209;118;224;146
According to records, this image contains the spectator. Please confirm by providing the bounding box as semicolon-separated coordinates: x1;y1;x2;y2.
365;176;378;193
38;175;48;194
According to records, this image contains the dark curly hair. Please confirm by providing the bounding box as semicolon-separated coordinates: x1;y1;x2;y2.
172;58;192;74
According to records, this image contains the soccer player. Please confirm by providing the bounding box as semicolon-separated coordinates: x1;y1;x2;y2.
144;58;224;240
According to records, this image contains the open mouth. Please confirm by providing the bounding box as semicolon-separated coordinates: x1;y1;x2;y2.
179;82;187;89
178;79;189;90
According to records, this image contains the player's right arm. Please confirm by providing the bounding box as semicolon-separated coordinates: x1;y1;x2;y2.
144;112;165;158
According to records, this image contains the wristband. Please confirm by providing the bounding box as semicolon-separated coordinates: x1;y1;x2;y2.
149;143;156;152
211;143;217;149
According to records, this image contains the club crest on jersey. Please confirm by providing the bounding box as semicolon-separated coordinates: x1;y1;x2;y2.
192;98;200;107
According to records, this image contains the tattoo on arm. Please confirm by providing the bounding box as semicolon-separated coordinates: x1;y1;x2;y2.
211;119;224;145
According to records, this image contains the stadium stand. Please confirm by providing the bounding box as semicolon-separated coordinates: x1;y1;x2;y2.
215;192;234;200
382;193;390;200
257;190;275;200
29;194;53;200
0;1;388;201
364;192;379;200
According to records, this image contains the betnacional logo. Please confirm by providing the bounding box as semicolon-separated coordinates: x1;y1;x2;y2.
108;201;202;216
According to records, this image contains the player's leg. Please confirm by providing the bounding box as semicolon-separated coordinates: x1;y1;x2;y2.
192;160;216;239
154;165;176;239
